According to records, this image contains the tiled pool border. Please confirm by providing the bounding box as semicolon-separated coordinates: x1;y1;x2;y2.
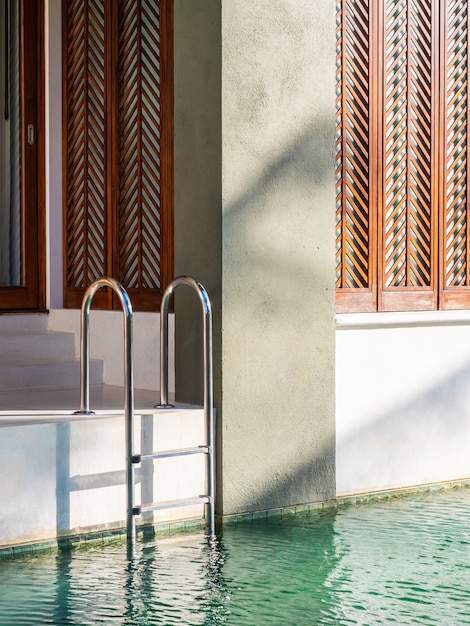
2;478;469;559
219;478;470;525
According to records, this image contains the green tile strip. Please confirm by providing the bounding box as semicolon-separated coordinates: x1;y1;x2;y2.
336;478;470;507
2;478;470;558
218;478;470;525
0;517;207;560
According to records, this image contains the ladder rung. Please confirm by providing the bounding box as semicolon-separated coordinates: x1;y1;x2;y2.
133;495;210;516
132;446;210;464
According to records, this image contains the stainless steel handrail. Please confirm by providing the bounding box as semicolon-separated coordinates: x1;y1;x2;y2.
74;277;136;540
157;276;215;532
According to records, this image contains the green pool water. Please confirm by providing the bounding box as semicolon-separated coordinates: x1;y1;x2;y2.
1;486;470;625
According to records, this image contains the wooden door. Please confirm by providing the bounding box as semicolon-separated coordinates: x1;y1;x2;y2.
63;0;173;311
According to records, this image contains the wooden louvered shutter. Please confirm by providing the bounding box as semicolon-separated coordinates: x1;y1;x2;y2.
378;0;438;311
439;1;470;309
63;0;108;308
63;0;173;310
336;0;439;313
335;0;377;312
336;0;470;313
117;0;173;309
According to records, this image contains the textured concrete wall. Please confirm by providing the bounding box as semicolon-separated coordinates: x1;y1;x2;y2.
174;0;336;516
173;1;222;408
220;0;336;514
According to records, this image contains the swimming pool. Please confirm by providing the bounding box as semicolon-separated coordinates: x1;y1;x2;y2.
1;485;469;625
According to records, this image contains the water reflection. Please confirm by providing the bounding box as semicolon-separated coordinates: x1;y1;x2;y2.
216;512;339;625
1;488;470;625
327;490;470;625
200;534;230;624
54;548;73;626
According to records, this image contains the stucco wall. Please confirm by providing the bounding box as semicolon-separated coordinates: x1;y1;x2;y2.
220;0;336;514
173;1;222;409
174;1;336;516
336;314;470;496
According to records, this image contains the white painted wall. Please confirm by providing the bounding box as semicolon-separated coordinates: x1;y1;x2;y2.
0;409;204;547
336;312;470;496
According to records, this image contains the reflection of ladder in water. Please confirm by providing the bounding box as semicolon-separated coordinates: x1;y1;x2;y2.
75;276;215;541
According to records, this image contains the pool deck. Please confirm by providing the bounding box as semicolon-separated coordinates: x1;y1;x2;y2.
0;385;184;425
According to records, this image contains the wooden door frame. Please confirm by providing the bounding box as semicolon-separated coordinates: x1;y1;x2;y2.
0;0;46;311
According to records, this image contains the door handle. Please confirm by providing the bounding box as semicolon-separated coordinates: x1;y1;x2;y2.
27;124;35;145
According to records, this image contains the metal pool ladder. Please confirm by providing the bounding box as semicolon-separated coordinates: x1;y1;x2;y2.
76;276;215;542
132;276;215;539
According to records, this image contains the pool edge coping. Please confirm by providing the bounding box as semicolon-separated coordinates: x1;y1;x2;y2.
2;477;469;558
218;478;470;525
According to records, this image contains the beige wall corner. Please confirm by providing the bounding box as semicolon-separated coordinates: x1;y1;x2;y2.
174;0;336;516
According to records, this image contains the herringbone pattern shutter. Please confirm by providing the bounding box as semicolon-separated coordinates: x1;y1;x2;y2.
335;0;376;312
64;0;108;307
336;0;451;312
379;0;437;310
63;0;173;310
117;0;166;303
440;1;470;308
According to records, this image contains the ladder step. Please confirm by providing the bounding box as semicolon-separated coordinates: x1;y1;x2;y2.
133;495;210;516
132;445;210;464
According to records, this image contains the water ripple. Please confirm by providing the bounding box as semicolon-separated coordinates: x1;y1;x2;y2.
0;487;469;624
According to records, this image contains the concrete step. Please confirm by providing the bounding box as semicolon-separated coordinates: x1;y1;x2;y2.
0;330;76;361
0;358;103;392
0;317;104;392
0;313;49;333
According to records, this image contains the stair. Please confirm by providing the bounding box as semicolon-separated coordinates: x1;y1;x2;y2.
0;279;213;546
0;314;103;392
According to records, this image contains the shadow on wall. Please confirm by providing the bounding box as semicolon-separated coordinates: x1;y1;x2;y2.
224;115;334;216
234;435;337;514
178;113;335;395
336;360;470;496
56;421;126;537
215;114;336;514
55;416;156;538
221;113;335;334
223;116;334;300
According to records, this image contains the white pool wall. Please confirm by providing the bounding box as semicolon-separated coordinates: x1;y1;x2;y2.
0;410;205;548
